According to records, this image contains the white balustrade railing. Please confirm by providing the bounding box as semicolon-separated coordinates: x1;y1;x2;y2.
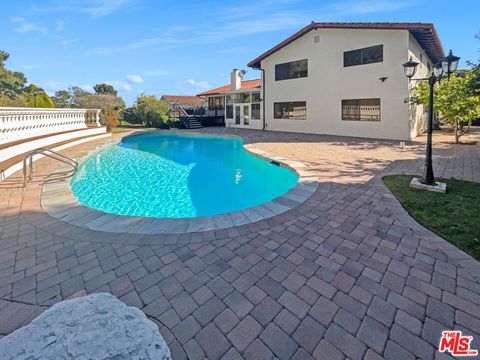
0;107;101;145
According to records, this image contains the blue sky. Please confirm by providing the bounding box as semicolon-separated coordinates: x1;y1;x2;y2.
1;0;479;105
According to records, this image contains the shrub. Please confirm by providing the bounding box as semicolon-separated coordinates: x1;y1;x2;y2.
101;108;120;131
121;107;142;124
122;94;180;128
0;93;27;107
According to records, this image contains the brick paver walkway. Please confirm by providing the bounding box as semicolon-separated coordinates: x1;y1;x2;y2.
1;128;479;360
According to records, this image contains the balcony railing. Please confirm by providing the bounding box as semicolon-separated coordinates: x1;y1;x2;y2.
0;107;101;145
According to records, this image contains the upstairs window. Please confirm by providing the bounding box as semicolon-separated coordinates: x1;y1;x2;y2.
275;59;308;81
344;45;383;67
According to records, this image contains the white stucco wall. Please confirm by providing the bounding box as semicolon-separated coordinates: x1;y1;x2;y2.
407;33;433;139
260;28;416;140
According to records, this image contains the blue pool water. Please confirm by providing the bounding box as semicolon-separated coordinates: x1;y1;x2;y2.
70;133;298;218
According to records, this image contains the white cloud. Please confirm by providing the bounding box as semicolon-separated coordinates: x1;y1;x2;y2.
181;79;210;95
60;38;79;46
21;64;47;69
30;0;136;18
85;2;308;56
86;36;182;55
11;17;47;35
104;80;133;92
126;74;144;83
56;20;65;32
331;0;413;14
332;0;413;15
79;84;94;92
143;69;171;76
217;47;248;55
42;80;68;92
82;0;135;18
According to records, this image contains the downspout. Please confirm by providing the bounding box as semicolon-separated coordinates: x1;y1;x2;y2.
260;68;266;131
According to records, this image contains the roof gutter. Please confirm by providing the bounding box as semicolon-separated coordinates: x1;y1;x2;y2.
260;68;266;131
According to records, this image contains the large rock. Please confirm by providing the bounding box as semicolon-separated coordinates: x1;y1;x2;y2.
0;293;171;360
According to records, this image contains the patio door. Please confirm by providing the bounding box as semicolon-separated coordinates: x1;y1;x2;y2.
235;104;250;126
242;105;250;126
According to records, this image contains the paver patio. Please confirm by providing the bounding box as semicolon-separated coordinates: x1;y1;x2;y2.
0;128;479;360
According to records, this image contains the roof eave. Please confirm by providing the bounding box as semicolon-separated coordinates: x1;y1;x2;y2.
248;22;445;67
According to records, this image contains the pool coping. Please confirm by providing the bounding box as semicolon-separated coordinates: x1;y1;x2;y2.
40;130;320;234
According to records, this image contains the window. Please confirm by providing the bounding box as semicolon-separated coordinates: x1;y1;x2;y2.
243;105;250;125
226;104;233;119
252;92;261;102
235;106;240;124
342;99;380;121
274;102;306;120
344;45;383;67
208;96;224;109
251;103;260;120
275;59;308;81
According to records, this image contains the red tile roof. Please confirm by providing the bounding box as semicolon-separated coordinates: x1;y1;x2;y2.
161;95;206;106
248;22;445;69
197;79;261;96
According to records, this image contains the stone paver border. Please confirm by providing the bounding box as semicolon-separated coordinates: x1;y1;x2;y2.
41;130;319;234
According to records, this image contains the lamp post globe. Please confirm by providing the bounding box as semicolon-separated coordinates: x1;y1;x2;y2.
433;62;444;80
402;57;419;79
442;50;461;78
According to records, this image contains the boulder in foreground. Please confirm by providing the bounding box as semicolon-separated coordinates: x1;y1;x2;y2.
0;292;171;360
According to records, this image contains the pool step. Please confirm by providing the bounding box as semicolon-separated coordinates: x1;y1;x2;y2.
187;118;204;129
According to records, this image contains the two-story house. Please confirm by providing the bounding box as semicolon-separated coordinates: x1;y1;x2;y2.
243;22;443;141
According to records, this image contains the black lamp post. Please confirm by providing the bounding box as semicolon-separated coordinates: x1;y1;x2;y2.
402;50;460;186
33;88;40;108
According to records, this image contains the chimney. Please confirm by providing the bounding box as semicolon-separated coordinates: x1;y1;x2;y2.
231;69;242;91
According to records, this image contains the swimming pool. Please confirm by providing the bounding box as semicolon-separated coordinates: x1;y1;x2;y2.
70;133;298;218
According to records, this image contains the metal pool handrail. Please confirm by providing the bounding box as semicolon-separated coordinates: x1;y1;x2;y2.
23;147;78;187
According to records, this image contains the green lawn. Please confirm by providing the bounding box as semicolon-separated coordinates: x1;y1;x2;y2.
383;175;480;260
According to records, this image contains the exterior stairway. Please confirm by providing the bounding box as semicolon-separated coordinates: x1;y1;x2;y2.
187;117;204;129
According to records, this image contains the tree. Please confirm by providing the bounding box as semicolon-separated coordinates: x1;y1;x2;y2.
122;94;173;127
468;33;480;95
0;50;27;100
24;84;55;108
74;93;125;110
52;90;72;108
411;70;480;143
70;86;89;96
94;83;117;96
